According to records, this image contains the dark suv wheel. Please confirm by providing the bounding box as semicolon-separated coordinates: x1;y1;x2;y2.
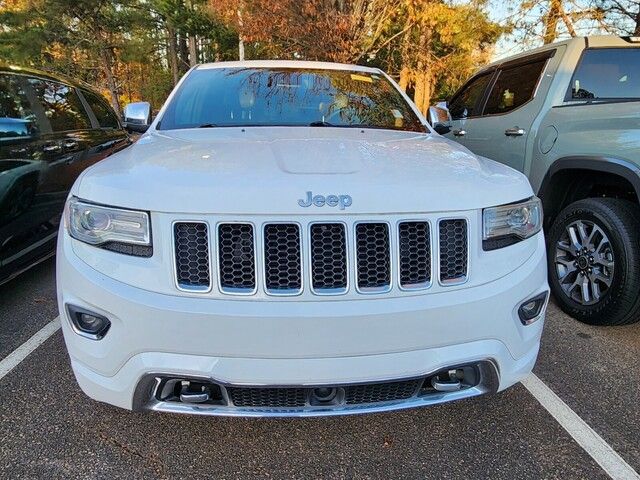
547;198;640;325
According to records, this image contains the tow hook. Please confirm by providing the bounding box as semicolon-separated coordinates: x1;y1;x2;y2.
178;381;211;403
431;369;463;392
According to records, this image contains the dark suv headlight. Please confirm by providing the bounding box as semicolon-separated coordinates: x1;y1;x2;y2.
67;197;152;257
482;197;543;251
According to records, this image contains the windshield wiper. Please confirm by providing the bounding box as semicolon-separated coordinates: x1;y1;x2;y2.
308;121;335;127
197;123;218;128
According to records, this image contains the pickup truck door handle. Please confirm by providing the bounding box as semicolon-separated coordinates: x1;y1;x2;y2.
453;129;466;137
505;127;526;137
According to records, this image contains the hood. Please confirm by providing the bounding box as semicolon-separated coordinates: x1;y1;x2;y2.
76;127;533;215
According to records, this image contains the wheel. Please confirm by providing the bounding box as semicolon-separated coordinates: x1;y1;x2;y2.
547;198;640;326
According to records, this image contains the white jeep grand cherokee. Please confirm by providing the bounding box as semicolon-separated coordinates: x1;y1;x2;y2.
57;61;548;417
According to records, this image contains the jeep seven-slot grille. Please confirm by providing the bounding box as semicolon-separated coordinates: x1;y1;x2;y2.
173;218;469;295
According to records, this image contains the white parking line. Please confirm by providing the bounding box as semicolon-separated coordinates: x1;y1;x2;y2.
0;317;60;381
0;319;638;479
522;374;640;480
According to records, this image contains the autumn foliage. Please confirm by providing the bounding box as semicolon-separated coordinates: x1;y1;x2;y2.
210;0;364;62
209;0;504;112
0;0;502;114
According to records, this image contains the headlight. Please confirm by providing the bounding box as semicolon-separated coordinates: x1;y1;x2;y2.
483;197;542;250
67;197;152;257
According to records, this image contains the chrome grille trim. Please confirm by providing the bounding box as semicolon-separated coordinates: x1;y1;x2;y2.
438;218;469;285
354;221;392;294
263;223;303;296
172;216;471;297
216;222;258;295
172;221;212;292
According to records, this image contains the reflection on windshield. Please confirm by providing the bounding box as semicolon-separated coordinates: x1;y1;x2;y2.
159;68;426;133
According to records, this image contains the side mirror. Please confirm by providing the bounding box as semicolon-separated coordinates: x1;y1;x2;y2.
123;102;151;133
427;105;452;135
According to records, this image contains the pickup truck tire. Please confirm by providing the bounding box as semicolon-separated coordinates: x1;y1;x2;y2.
547;198;640;326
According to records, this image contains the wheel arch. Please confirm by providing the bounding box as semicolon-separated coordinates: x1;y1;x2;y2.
538;156;640;227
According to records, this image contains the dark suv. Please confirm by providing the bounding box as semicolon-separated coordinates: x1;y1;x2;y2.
0;64;130;285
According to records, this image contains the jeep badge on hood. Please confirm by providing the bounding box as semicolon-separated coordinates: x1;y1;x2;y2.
298;191;353;210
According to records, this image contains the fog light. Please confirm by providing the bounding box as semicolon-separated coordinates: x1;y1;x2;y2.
66;304;111;340
518;292;548;325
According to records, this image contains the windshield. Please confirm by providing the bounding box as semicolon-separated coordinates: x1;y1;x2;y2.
158;67;426;133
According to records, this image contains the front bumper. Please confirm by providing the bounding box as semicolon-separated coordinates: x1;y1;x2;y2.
57;232;548;416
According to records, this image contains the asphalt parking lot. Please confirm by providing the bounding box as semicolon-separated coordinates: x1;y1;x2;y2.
1;258;639;479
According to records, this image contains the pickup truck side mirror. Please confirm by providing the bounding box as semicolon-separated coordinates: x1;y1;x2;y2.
123;102;152;133
427;105;452;135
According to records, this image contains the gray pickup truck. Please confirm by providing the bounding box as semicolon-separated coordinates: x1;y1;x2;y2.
430;36;640;326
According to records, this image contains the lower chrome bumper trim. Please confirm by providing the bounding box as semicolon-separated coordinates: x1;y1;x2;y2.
134;361;498;417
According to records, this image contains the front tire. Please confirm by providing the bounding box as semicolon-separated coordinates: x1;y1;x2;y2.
547;198;640;326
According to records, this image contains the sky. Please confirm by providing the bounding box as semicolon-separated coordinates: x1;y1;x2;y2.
488;0;520;59
485;0;612;61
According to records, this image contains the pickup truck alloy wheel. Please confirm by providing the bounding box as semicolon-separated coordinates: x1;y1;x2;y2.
555;220;614;306
548;198;640;326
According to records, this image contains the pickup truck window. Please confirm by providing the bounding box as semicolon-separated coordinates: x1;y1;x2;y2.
448;72;492;120
570;48;640;100
159;67;426;133
483;59;547;115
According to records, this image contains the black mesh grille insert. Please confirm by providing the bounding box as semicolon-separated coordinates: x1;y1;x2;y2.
399;222;431;287
224;379;422;408
218;223;256;291
227;387;307;408
355;223;390;290
310;223;348;291
264;224;302;292
439;219;468;282
174;222;210;289
344;379;421;404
